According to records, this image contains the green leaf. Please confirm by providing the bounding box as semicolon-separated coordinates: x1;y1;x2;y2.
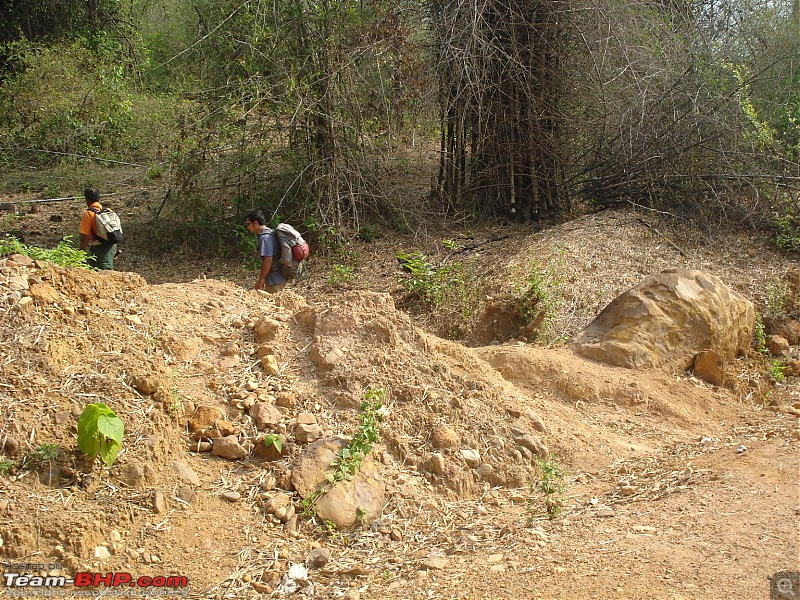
97;413;124;444
77;404;104;458
99;437;121;467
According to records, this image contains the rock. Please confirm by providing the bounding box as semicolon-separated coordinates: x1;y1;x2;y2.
306;548;331;569
292;438;385;529
164;335;201;361
130;374;162;396
152;490;167;514
767;335;790;357
296;412;317;425
254;435;286;461
187;441;212;452
261;355;280;376
8;253;31;266
250;402;282;430
124;313;144;327
425;453;447;476
6;277;29;292
266;493;292;515
212;436;249;460
218;354;240;369
172;462;200;486
257;344;275;359
295;423;323;444
1;435;21;456
254;317;282;343
222;491;241;503
524;409;547;433
476;463;495;480
787;358;800;377
94;546;111;560
571;269;755;372
512;430;548;458
187;405;224;433
430;424;460;449
276;393;297;408
421;555;448;570
15;296;33;308
763;315;800;345
308;344;345;372
29;283;59;304
121;463;154;488
693;350;724;386
459;449;481;468
176;485;197;505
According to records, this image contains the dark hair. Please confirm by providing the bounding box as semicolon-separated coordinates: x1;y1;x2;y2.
246;209;266;225
84;187;100;203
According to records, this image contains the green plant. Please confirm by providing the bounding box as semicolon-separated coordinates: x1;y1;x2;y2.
147;165;165;180
262;434;283;453
774;214;800;254
328;264;355;287
755;315;769;356
0;213;18;233
531;456;566;521
769;359;787;383
513;263;563;343
766;277;789;314
0;459;13;475
0;235;94;269
358;224;382;243
77;403;124;467
20;443;60;470
168;388;183;415
323;519;337;535
441;239;458;250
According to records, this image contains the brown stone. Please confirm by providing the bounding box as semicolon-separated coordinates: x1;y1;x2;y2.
767;335;790;357
571;269;754;372
187;405;224;433
693;350;724;386
430;424;460;449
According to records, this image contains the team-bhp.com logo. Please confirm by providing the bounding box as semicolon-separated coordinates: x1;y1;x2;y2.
4;571;188;592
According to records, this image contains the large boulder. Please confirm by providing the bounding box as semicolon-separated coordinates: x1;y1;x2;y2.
570;269;755;372
292;437;385;530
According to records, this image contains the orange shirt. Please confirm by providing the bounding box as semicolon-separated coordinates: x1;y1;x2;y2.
79;202;102;240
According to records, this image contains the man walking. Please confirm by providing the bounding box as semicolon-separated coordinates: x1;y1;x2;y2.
245;210;287;293
79;187;117;270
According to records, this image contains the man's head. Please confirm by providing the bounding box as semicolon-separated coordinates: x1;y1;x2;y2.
84;187;100;205
245;209;267;232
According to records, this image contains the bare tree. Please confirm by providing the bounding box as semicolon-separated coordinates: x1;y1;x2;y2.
432;0;568;222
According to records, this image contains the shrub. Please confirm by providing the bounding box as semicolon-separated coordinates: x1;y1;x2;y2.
77;403;124;467
0;235;94;269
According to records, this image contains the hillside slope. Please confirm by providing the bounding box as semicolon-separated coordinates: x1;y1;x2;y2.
0;204;798;599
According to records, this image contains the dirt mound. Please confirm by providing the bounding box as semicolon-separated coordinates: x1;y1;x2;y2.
0;217;798;598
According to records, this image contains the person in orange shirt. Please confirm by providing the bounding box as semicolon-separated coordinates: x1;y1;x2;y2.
79;187;117;270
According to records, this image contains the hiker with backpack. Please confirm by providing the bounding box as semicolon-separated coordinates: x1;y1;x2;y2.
245;209;310;293
79;187;123;270
246;210;287;293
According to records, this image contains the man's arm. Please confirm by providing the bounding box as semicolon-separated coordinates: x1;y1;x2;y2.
79;233;90;251
256;255;272;290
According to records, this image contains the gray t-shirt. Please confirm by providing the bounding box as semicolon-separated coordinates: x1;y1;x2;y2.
258;230;288;286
